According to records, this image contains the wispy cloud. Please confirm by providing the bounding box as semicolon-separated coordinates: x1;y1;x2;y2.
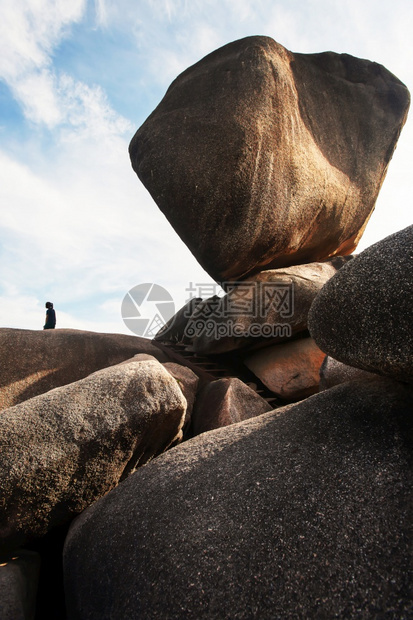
94;0;109;28
0;0;85;79
11;69;62;127
0;0;131;137
0;0;411;335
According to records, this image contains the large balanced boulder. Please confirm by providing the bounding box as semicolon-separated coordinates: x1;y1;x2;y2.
129;36;409;283
63;376;413;619
186;261;340;354
309;225;413;383
0;328;170;411
0;359;186;551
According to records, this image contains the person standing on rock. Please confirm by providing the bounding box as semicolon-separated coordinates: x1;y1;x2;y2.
43;302;56;330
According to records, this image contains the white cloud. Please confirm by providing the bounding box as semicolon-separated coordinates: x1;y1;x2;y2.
0;0;412;336
0;126;214;332
0;293;45;331
144;0;196;21
57;75;133;139
14;70;132;135
0;0;85;79
12;69;62;127
94;0;109;28
0;0;131;138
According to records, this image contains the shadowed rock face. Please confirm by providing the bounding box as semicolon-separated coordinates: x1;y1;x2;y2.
309;225;413;383
63;377;413;619
129;36;409;283
0;550;40;620
191;377;272;435
163;362;199;432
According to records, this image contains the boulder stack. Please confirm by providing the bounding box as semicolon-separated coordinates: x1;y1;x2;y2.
1;35;411;619
133;36;409;400
181;260;343;355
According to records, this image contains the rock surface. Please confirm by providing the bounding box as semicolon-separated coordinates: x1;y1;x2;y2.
309;225;413;383
155;297;203;344
0;359;186;551
130;35;409;283
64;376;413;619
191;377;272;435
163;362;199;432
118;355;199;432
319;356;378;391
0;328;170;411
244;337;326;401
186;261;339;354
0;550;40;620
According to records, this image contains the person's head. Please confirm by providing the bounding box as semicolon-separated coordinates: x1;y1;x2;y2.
45;301;53;309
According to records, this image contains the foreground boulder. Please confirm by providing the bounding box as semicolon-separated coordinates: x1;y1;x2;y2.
309;225;413;383
130;35;409;283
0;359;186;551
0;328;170;411
64;376;412;619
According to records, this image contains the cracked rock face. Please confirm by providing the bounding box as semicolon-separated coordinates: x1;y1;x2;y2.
0;359;186;551
130;35;409;283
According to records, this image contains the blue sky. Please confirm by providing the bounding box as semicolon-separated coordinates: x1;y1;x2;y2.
0;0;412;334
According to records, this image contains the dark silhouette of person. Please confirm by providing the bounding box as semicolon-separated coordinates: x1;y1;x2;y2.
44;302;56;330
